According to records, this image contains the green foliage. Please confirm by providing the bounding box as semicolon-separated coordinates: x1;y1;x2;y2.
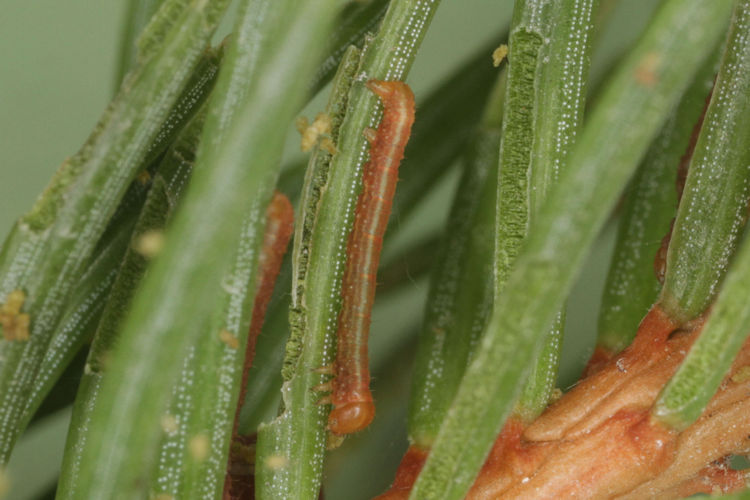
597;54;718;353
410;1;731;498
654;0;750;430
659;0;750;324
4;1;750;499
0;0;226;465
118;1;166;82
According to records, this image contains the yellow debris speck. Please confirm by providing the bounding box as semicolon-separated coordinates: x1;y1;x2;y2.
492;44;509;67
635;52;661;86
189;433;210;462
320;137;338;155
219;329;240;350
136;170;151;185
731;365;750;384
0;289;30;342
265;454;289;470
549;387;563;403
327;433;346;450
4;290;24;311
134;230;165;259
299;112;333;152
160;414;178;434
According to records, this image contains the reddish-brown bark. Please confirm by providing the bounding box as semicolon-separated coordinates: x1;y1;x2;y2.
465;419;551;499
374;309;750;499
525;306;679;442
583;345;616;377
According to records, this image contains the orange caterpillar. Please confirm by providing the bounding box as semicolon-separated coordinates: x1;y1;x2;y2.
224;191;294;500
234;191;294;423
328;80;416;435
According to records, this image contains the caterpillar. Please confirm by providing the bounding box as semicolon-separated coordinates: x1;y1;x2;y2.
328;80;416;435
224;191;294;499
235;191;294;420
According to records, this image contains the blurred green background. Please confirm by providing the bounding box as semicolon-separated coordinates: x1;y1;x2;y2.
0;1;660;498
